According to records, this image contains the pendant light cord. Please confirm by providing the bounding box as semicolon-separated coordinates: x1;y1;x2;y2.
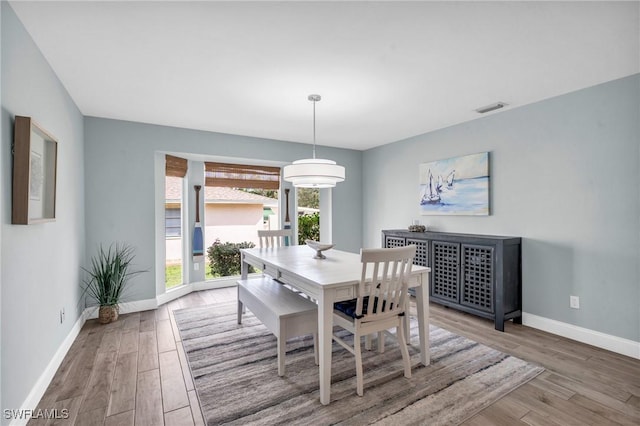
312;97;317;159
309;94;321;160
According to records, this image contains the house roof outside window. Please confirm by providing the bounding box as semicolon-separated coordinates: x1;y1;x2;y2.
165;177;278;207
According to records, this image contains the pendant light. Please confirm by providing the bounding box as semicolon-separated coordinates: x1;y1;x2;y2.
283;94;346;188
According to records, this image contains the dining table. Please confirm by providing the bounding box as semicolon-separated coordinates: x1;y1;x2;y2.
240;244;431;405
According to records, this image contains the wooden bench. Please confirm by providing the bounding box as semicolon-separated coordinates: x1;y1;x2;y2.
237;277;318;376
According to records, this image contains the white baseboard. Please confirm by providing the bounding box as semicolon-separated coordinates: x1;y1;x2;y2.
156;279;237;305
10;310;88;426
157;284;192;306
522;312;640;360
15;281;241;424
193;278;237;291
15;289;637;426
84;298;158;319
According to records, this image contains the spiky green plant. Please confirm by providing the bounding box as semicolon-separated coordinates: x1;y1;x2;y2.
82;243;146;307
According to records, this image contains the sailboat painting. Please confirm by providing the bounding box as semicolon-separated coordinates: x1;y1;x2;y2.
419;152;489;215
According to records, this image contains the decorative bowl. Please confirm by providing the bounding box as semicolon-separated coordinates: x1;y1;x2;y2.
305;240;334;259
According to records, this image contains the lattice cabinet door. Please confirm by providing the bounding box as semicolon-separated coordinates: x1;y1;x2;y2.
385;236;405;249
407;238;428;266
431;241;460;302
461;244;494;313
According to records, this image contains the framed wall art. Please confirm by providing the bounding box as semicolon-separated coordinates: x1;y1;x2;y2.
419;152;489;216
12;116;58;224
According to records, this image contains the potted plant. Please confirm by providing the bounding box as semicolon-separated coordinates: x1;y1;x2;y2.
82;243;146;324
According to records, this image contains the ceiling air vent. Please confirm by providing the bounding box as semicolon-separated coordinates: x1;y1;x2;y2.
475;102;507;114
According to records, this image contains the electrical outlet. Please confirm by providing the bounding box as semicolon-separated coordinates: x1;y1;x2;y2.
194;263;199;271
570;295;580;309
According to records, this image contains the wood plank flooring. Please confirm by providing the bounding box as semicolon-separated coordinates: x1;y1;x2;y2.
29;286;639;425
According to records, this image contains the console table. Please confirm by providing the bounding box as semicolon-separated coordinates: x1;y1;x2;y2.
382;230;522;331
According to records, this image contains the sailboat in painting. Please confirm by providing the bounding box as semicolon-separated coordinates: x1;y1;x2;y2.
446;170;455;188
436;175;444;193
421;169;441;204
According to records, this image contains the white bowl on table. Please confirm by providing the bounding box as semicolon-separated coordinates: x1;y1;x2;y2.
305;240;334;259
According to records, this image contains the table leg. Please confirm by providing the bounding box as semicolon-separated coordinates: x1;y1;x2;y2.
404;297;410;343
414;271;430;366
318;290;335;405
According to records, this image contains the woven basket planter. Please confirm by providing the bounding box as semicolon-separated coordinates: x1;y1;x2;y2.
98;305;119;324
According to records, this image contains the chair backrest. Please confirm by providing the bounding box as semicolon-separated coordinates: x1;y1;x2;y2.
356;245;416;322
258;229;293;248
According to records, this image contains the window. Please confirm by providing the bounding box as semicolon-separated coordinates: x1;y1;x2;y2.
297;187;319;244
204;162;281;278
165;155;187;289
165;207;181;237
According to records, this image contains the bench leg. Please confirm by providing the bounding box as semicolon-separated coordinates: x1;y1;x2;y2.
237;300;244;324
277;323;286;376
237;286;243;324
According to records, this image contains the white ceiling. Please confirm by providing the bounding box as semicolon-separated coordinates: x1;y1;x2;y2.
9;1;640;151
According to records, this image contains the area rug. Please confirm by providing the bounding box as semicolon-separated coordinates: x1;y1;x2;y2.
174;302;543;425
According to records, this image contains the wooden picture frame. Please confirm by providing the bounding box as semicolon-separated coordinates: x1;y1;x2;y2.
12;116;58;224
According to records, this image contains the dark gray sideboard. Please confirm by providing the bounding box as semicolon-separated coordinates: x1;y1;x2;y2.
382;229;522;331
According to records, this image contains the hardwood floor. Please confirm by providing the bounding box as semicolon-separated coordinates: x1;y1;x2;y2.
30;287;639;425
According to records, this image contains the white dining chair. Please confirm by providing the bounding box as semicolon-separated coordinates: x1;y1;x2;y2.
332;244;416;396
257;229;310;298
258;229;293;248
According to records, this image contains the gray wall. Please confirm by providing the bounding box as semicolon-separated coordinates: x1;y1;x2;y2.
84;117;363;300
0;1;4;415
1;0;361;411
363;74;640;342
1;0;638;416
1;2;85;418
